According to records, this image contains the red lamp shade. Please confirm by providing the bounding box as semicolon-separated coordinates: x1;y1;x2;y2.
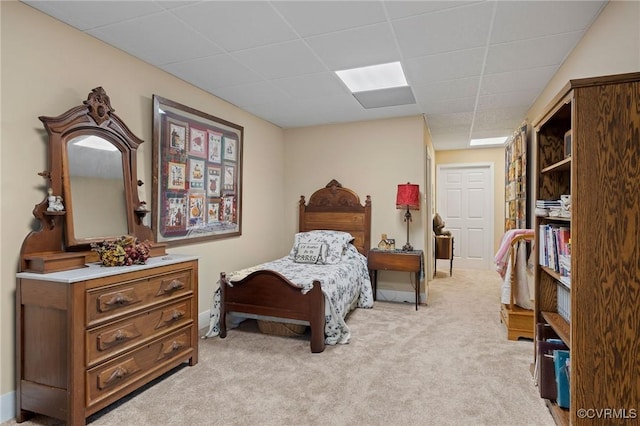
396;183;420;210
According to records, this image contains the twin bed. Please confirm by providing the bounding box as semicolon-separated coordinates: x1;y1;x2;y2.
205;179;373;352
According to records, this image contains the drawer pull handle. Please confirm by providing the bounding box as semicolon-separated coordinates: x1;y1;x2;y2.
101;329;135;346
162;340;184;356
105;366;129;385
170;310;184;321
164;280;185;292
157;338;187;360
106;293;134;307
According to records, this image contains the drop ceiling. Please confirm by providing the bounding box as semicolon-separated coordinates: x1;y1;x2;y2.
23;1;607;150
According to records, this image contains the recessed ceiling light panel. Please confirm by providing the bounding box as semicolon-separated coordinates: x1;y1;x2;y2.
469;136;508;147
336;61;408;93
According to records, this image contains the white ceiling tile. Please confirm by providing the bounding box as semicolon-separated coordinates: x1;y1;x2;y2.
306;23;400;70
426;112;474;128
480;66;558;95
232;40;327;79
214;82;290;108
88;12;222;65
419;97;476;115
271;73;350;100
393;2;494;58
429;133;474;151
272;1;387;37
156;1;200;11
477;89;538;110
484;32;584;74
23;1;163;30
472;107;530;130
404;48;485;85
412;78;480;103
491;1;606;43
470;127;517;140
428;124;472;136
385;1;481;20
161;55;262;91
171;2;298;52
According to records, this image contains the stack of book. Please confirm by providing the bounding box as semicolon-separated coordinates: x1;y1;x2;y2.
536;199;572;218
536;200;562;209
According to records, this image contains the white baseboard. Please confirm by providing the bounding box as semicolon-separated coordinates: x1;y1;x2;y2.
199;309;211;332
1;391;15;423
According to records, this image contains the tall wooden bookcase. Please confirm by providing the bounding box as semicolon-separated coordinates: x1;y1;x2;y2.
533;72;640;425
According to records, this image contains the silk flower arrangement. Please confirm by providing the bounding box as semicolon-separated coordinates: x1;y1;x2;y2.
91;236;152;267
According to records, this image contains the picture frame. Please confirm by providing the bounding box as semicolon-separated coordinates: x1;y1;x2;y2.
152;95;243;246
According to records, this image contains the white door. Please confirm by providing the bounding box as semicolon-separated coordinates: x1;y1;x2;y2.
437;163;493;270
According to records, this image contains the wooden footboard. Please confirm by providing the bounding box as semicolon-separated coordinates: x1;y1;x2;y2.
219;271;326;353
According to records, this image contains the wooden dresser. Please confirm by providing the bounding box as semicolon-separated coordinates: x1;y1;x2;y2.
15;254;199;424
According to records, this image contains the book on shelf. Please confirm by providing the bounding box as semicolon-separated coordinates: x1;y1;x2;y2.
538;224;571;277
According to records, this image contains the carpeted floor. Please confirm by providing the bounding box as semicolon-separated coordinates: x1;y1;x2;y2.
4;269;554;426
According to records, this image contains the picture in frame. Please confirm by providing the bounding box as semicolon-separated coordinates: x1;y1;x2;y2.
152;95;243;246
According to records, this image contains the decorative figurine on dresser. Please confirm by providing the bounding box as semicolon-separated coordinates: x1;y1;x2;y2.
16;87;199;424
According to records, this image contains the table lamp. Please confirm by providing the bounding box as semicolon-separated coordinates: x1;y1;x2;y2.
396;182;420;251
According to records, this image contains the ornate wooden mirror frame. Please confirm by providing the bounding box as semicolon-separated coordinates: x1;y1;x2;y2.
20;87;163;273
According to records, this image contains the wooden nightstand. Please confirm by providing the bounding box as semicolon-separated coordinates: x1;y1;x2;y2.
368;249;423;310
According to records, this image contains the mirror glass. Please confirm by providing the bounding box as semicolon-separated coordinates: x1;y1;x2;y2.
66;135;128;240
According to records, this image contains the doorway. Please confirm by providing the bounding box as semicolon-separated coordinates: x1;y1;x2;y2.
436;163;494;270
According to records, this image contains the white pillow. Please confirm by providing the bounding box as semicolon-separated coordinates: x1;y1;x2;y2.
294;242;328;264
288;230;354;264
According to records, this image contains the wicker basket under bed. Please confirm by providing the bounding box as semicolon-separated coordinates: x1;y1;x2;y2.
257;320;307;337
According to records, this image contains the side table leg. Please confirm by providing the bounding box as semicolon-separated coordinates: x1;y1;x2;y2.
415;271;419;310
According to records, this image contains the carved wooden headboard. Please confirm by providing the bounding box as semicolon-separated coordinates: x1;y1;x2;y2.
299;179;372;257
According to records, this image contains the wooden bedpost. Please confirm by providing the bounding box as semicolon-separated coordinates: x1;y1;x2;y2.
219;272;227;338
308;280;326;353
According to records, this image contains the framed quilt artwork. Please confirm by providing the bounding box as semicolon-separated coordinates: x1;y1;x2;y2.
152;95;243;246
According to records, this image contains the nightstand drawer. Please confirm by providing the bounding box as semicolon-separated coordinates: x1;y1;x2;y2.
368;251;421;272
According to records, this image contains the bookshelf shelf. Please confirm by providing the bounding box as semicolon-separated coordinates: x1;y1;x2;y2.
541;311;570;344
541;157;571;174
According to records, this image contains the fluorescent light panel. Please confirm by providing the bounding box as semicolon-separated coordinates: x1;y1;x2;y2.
336;61;408;93
469;136;508;146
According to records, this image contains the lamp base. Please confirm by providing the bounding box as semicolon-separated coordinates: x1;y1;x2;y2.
402;208;413;252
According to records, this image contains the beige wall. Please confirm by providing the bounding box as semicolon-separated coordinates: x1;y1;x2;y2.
0;2;287;400
283;116;430;294
434;147;505;255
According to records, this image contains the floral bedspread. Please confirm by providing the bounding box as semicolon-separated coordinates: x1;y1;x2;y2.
204;244;373;345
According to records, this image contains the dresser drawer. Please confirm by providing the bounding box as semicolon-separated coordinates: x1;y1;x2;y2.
86;326;193;408
86;298;193;367
86;269;192;326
